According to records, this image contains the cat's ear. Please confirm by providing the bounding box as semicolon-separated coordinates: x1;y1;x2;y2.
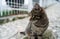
40;7;45;13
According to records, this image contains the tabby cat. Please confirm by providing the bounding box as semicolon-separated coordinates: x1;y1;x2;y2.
26;3;49;39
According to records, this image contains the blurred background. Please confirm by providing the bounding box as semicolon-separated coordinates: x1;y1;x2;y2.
0;0;60;39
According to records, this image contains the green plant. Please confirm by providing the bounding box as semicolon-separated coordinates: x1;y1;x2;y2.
0;19;5;24
1;10;9;17
6;19;10;23
12;17;25;21
5;11;9;16
17;17;25;19
12;17;18;21
3;11;5;16
12;18;17;21
0;12;1;17
0;10;28;17
23;37;28;39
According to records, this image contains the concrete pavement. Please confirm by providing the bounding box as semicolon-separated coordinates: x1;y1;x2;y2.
46;3;60;39
0;2;60;39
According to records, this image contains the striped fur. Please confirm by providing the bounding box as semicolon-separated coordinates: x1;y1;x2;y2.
26;3;49;39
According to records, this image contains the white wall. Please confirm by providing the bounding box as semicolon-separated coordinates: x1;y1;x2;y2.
39;0;43;7
41;0;57;7
28;0;33;12
24;0;28;5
